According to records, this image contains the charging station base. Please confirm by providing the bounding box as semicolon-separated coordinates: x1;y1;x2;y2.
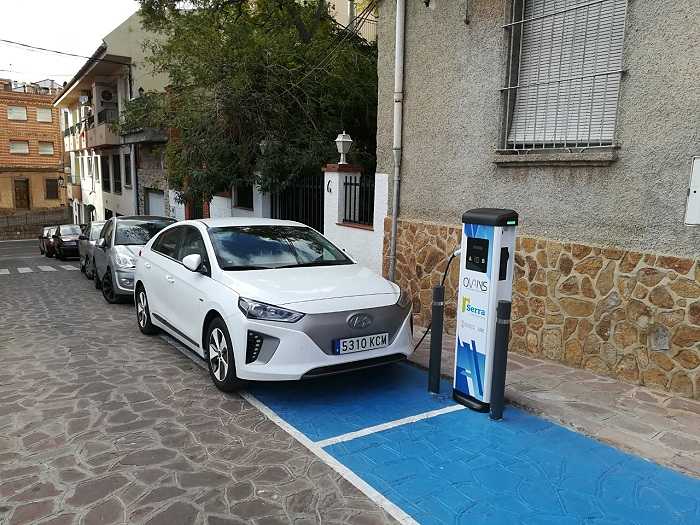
453;390;489;413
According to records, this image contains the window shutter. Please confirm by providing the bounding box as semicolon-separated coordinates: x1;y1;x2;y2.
9;141;29;154
39;142;54;155
507;0;627;147
36;108;53;122
7;106;27;120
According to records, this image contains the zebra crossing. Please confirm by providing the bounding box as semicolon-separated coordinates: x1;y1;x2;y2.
0;264;78;275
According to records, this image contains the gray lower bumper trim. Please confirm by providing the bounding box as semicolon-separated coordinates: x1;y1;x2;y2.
301;353;407;379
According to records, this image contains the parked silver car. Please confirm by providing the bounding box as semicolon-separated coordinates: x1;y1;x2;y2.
93;215;176;303
79;221;106;279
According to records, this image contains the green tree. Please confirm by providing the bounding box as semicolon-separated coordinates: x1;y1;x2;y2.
121;0;377;205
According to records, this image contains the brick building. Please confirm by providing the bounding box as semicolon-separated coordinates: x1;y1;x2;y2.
0;79;66;214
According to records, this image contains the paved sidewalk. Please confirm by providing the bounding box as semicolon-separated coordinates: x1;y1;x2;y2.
412;328;700;479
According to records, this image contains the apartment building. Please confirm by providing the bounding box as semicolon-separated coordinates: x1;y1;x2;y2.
0;79;66;214
53;12;171;224
377;1;699;397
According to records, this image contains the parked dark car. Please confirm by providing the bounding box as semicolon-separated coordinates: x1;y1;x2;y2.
38;226;54;255
53;224;83;260
79;221;106;278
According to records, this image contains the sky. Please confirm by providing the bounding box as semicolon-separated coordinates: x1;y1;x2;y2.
0;0;140;85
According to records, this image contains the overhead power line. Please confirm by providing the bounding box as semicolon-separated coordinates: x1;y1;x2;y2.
0;38;130;66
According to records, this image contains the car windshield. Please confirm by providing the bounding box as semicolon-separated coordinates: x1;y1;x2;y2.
209;225;353;270
115;218;175;246
59;224;82;236
89;223;104;240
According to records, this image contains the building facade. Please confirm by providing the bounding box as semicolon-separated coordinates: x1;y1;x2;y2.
0;80;66;214
377;1;699;397
54;12;174;224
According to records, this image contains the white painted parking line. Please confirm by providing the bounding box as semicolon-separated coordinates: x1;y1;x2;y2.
60;265;78;271
17;267;32;273
0;269;9;275
239;391;419;525
315;404;466;448
38;265;57;272
158;332;418;525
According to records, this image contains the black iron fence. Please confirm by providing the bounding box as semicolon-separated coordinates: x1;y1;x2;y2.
342;174;375;226
270;174;324;233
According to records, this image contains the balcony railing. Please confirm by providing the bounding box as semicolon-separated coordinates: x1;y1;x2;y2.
98;108;118;124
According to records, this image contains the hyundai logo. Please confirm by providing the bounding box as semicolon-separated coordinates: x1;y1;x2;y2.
347;313;373;329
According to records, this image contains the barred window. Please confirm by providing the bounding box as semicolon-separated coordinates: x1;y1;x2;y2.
502;0;628;150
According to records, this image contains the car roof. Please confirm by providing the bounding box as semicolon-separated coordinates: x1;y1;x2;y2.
114;215;176;222
195;217;307;228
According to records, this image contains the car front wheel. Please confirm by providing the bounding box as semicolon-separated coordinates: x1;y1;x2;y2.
136;286;158;335
102;269;120;303
206;318;243;392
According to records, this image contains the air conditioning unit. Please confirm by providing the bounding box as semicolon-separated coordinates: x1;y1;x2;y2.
99;88;115;104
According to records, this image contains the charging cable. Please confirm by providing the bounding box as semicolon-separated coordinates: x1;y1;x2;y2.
412;247;461;351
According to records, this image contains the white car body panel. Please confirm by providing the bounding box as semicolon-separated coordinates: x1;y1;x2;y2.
135;218;413;381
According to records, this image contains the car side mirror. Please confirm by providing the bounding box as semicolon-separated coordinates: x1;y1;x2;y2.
183;254;202;273
97;238;106;249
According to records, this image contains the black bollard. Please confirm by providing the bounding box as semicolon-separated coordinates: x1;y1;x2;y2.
428;285;444;394
489;300;512;421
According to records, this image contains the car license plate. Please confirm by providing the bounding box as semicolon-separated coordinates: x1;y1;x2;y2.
334;333;389;354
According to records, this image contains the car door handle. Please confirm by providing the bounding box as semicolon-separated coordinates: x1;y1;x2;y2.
144;262;151;269
166;276;175;284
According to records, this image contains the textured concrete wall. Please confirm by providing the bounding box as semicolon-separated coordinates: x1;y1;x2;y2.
376;0;700;257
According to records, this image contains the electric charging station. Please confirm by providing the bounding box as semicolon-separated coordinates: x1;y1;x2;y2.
453;208;518;412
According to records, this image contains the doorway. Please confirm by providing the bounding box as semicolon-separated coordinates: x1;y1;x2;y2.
14;179;30;210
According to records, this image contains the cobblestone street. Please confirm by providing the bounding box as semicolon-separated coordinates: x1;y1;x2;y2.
0;240;395;525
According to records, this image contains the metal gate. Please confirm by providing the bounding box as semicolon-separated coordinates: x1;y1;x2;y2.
270;174;324;233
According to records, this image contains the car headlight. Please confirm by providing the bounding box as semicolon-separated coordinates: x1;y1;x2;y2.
115;253;136;268
238;297;304;323
397;289;412;309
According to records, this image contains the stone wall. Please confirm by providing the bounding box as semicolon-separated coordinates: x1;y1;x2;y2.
384;217;700;399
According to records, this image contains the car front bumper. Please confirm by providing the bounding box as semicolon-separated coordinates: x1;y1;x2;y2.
114;269;135;295
227;305;414;381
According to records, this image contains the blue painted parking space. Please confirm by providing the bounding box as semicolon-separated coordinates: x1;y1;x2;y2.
249;362;455;441
249;363;700;524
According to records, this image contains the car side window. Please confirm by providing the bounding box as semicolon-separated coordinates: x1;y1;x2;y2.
152;227;182;260
178;227;207;262
101;221;114;246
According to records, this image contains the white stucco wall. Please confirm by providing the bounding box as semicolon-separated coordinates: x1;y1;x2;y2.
168;191;185;221
323;169;389;275
209;195;232;218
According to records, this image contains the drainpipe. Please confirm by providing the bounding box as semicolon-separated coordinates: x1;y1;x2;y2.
388;0;406;282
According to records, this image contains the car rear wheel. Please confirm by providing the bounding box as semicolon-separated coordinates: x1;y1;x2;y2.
206;318;243;392
136;286;159;335
102;269;120;304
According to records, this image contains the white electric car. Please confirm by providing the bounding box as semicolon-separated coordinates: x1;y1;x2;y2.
134;218;413;391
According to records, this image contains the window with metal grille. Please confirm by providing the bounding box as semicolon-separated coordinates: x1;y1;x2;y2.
112;154;122;194
101;156;111;192
501;0;627;150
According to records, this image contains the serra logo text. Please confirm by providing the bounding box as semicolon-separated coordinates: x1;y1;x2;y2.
461;296;487;317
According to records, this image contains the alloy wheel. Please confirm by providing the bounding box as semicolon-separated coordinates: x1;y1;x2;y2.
136;291;148;328
102;271;116;302
209;328;229;381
